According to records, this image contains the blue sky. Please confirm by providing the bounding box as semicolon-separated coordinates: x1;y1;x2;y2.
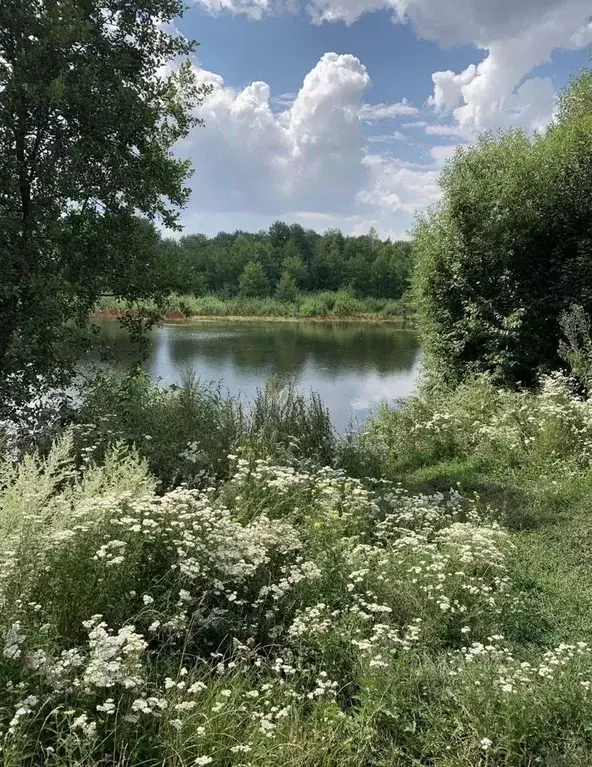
170;0;591;238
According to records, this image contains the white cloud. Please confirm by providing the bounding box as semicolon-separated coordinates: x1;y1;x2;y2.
190;0;591;140
424;123;475;140
360;98;418;120
402;120;428;128
420;0;592;132
182;52;370;216
428;66;477;112
193;0;271;20
300;0;592;133
366;131;408;142
175;53;443;236
429;145;460;165
357;155;441;214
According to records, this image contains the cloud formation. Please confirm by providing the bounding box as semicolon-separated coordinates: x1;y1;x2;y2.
193;0;591;134
178;52;436;237
181;0;591;236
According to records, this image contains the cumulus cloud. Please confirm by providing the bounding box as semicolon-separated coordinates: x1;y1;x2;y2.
419;0;592;132
175;53;442;236
191;0;591;137
357;155;440;214
182;52;370;216
194;0;271;20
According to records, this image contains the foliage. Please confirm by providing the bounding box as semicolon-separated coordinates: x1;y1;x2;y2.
239;261;270;298
71;371;243;490
0;0;210;405
69;371;336;490
5;430;591;766
157;222;414;302
97;291;416;320
5;366;592;763
275;270;300;304
245;379;335;467
559;304;592;391
413;68;592;387
343;371;592;488
557;68;592;125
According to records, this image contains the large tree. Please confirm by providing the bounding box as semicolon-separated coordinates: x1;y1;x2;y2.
413;67;592;387
0;0;210;403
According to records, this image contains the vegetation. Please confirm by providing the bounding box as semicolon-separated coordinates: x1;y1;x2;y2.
156;222;414;301
413;68;592;387
0;0;209;407
5;367;592;765
96;291;415;321
3;0;592;761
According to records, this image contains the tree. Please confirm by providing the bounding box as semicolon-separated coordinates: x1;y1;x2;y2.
275;270;299;303
282;255;308;289
238;261;270;298
557;69;592;125
0;0;210;403
312;234;342;291
413;68;592;387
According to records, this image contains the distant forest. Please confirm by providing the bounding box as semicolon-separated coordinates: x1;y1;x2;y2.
158;221;413;300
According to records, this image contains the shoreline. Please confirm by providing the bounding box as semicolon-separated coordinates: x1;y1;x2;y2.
93;309;415;326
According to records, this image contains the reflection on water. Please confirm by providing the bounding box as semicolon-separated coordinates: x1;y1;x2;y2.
92;320;421;432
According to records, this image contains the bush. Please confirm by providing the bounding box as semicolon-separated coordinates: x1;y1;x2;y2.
331;291;364;318
414;70;592;387
298;293;333;318
73;370;243;489
69;372;338;489
246;379;335;466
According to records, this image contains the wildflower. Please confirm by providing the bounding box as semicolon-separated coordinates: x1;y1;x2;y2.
96;699;116;714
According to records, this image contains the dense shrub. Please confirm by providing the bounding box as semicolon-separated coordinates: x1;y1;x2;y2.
70;372;335;489
413;70;592;387
73;371;243;489
97;292;414;321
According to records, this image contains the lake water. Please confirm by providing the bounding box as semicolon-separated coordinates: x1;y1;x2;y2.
95;320;421;432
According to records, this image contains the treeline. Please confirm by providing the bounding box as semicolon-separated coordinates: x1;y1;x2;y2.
157;221;413;301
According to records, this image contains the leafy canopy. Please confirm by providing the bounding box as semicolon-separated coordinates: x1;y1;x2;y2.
0;0;211;403
413;66;592;387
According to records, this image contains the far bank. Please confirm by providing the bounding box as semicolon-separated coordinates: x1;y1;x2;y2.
95;291;416;325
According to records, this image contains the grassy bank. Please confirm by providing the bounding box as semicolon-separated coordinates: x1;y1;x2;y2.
2;372;592;765
96;291;415;323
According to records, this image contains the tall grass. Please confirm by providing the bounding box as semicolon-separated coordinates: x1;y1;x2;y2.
96;291;415;321
69;370;335;489
5;370;592;764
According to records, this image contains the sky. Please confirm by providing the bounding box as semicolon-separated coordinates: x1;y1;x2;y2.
170;0;592;239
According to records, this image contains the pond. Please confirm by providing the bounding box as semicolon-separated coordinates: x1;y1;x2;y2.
94;320;421;432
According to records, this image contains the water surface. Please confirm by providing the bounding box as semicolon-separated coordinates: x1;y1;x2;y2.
95;320;421;432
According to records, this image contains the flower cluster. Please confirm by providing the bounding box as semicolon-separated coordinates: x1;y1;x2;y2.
1;437;590;764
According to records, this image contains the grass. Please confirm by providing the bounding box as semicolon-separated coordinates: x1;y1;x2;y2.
95;291;416;323
3;370;592;764
339;372;592;644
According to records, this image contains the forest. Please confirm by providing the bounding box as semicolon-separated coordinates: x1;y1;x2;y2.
155;223;413;300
